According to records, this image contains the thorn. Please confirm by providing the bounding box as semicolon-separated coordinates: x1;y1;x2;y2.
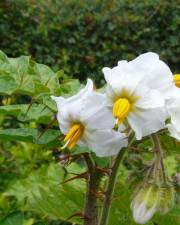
40;105;49;114
90;190;105;199
42;103;57;113
58;134;64;142
62;172;88;184
19;73;25;87
44;77;52;86
23;100;34;118
95;167;112;175
38;117;56;139
68;154;83;164
67;211;84;221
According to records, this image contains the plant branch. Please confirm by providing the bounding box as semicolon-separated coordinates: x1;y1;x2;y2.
151;133;167;184
83;153;101;225
99;131;135;225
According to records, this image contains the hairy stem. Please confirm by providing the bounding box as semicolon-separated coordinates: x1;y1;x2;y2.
151;133;167;184
83;153;101;225
99;132;135;225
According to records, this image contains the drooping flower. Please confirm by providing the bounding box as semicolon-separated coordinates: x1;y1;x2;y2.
51;79;128;157
131;185;158;224
131;183;175;224
157;184;175;215
102;54;166;140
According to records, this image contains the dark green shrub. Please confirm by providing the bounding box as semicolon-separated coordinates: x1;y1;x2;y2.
0;0;180;85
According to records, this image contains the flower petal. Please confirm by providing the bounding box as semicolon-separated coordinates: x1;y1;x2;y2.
135;89;164;109
130;52;174;98
81;92;115;129
167;98;180;131
167;123;180;141
103;63;144;98
132;202;156;224
51;79;93;133
128;107;166;140
84;129;128;157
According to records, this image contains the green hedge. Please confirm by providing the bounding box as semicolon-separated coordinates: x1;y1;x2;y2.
0;0;180;85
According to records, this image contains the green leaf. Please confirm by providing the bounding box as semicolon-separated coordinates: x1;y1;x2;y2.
0;52;61;98
5;163;85;224
0;212;24;225
0;75;17;95
0;104;54;124
0;128;61;146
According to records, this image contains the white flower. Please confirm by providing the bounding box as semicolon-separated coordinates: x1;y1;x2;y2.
131;184;175;224
102;54;166;140
131;185;158;224
129;53;180;141
122;52;180;140
51;79;128;157
131;201;157;224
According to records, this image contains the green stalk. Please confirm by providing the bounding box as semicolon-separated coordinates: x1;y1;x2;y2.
151;133;167;184
83;153;101;225
99;132;135;225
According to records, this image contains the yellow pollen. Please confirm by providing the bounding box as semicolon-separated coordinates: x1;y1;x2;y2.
63;123;84;150
112;98;131;125
173;74;180;88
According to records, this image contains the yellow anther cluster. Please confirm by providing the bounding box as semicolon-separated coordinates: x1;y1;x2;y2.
112;98;131;125
63;123;84;149
173;74;180;88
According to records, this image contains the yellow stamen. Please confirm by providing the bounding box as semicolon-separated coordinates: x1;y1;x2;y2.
112;98;131;125
63;123;84;150
173;74;180;88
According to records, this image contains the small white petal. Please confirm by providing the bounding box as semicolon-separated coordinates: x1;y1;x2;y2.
132;202;156;224
130;52;159;65
130;52;174;99
103;64;144;97
81;92;115;130
51;79;93;134
117;60;128;66
167;123;180;141
128;107;166;140
84;129;128;157
167;98;180;130
135;89;164;109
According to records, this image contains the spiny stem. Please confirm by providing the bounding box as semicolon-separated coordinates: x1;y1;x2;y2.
99;131;135;225
83;153;101;225
151;133;167;184
98;148;125;225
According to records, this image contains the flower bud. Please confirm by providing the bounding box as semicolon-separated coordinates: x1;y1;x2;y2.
131;184;158;224
131;183;175;224
157;184;175;215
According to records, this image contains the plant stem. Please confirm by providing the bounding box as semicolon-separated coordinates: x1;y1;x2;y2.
151;133;167;184
83;153;101;225
98;148;125;225
99;131;135;225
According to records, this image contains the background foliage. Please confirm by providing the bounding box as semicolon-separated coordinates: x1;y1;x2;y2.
0;0;180;225
0;0;180;85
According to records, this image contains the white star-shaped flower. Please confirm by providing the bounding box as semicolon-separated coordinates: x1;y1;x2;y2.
51;79;127;157
102;54;166;140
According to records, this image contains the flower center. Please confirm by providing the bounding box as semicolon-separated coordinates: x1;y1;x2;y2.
112;98;131;126
173;74;180;88
62;123;84;150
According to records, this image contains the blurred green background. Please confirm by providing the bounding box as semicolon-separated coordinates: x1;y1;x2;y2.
0;1;180;225
0;0;180;86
